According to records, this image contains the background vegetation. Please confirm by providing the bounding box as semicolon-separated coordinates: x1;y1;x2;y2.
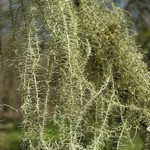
0;0;150;150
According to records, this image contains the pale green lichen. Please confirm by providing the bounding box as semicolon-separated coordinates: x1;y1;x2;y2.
5;0;150;149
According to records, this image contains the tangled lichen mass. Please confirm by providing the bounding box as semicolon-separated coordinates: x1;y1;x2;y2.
1;0;150;149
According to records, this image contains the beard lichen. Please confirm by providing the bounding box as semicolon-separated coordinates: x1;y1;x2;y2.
13;0;150;149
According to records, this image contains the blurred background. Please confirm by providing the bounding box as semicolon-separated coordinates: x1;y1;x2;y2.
0;0;150;149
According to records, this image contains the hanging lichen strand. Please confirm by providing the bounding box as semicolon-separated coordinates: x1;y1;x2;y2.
19;3;56;149
19;0;150;149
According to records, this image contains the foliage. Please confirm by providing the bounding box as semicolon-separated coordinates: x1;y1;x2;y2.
123;0;150;66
